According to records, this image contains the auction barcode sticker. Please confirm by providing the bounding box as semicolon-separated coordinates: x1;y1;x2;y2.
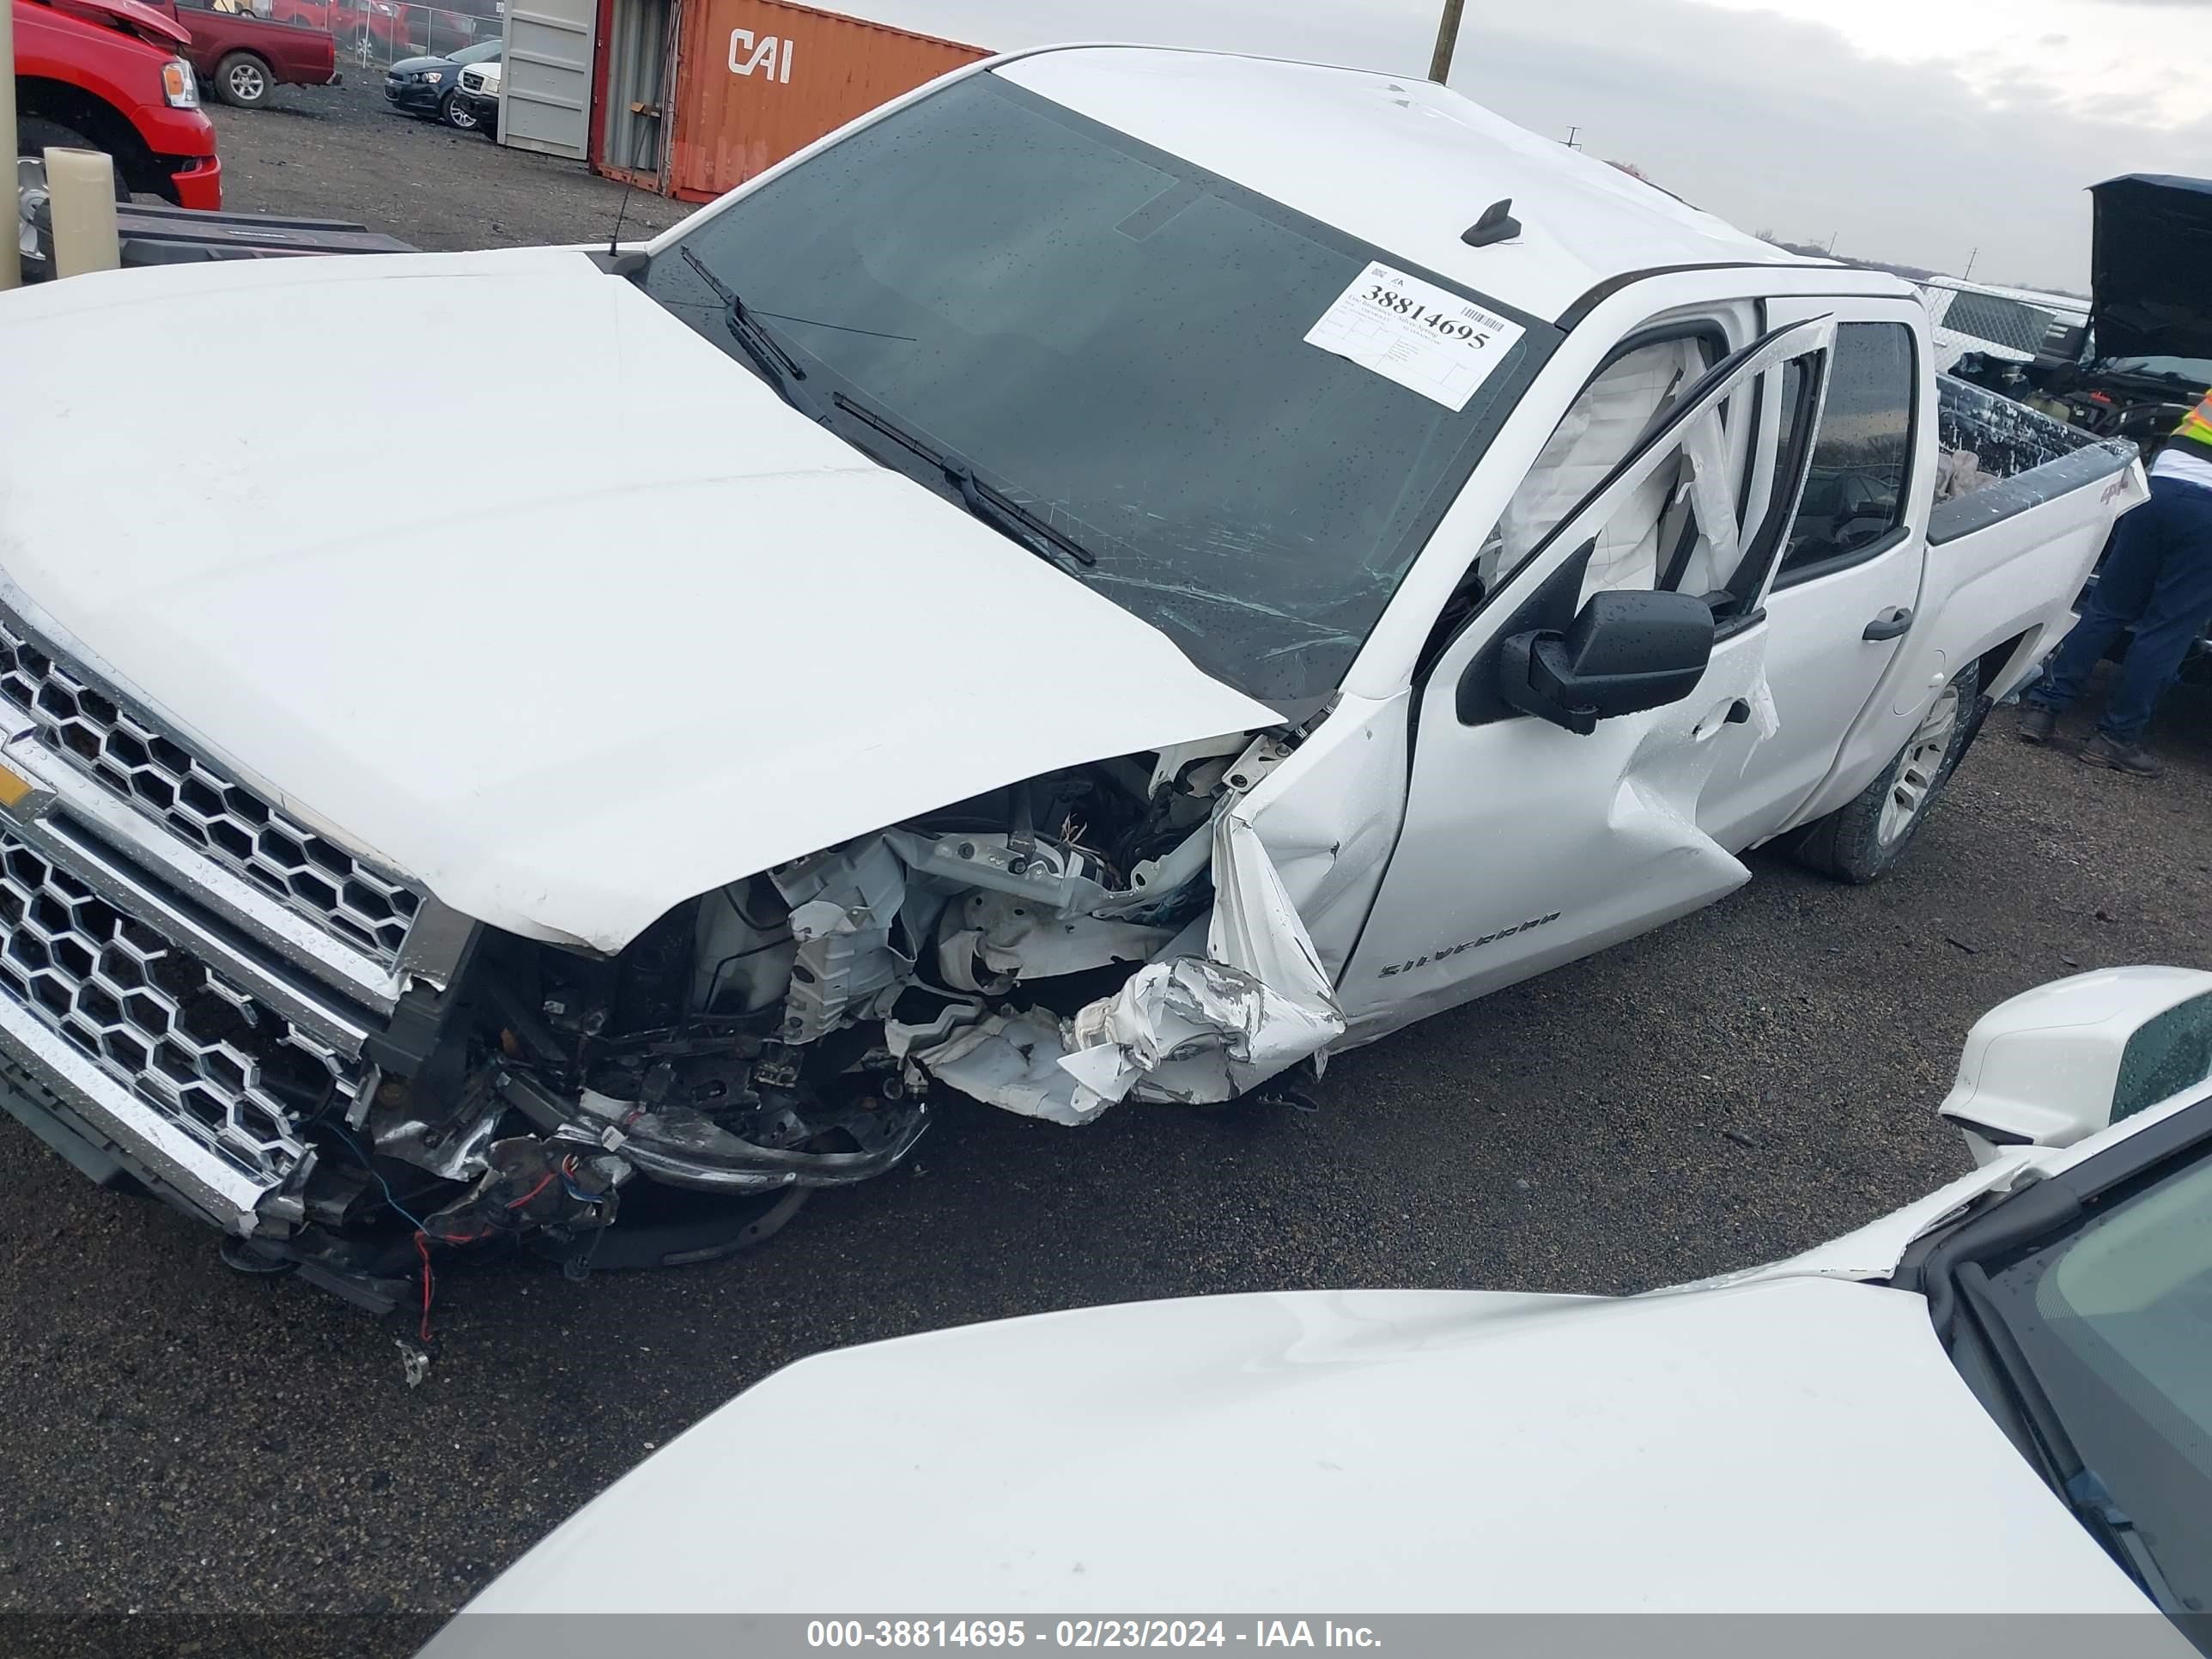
1304;261;1526;410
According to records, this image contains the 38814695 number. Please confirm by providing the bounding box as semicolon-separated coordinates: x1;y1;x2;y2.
806;1620;1030;1647
1362;286;1485;343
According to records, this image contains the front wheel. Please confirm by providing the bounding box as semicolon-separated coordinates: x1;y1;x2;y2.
16;116;131;200
440;90;478;130
1793;659;1982;884
216;52;275;108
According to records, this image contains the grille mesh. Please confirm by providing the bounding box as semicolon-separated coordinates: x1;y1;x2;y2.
0;616;421;964
0;830;358;1183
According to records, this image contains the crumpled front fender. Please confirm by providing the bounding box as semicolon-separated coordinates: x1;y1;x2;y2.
911;810;1345;1125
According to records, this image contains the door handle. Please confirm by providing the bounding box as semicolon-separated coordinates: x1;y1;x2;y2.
1863;607;1913;641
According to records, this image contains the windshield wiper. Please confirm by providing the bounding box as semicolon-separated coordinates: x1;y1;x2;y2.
1952;1261;2184;1613
678;246;820;419
830;393;1097;571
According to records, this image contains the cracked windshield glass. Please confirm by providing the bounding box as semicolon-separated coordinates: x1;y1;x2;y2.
646;70;1557;707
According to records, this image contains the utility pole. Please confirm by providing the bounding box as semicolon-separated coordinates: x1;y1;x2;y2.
2;0;18;290
1429;0;1467;83
1564;125;1582;150
1962;246;1979;281
1824;231;1839;256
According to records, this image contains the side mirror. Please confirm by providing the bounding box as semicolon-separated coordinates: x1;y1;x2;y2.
1939;966;2212;1163
1499;588;1715;735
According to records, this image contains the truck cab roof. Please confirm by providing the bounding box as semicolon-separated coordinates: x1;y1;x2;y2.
994;46;1847;326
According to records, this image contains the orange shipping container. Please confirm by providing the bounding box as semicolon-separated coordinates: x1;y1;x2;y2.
665;0;988;202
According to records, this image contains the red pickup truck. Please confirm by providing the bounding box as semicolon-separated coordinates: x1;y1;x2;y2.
13;0;222;208
143;0;338;107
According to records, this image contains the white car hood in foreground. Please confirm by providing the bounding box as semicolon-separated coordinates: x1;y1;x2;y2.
449;1278;2148;1618
0;249;1274;951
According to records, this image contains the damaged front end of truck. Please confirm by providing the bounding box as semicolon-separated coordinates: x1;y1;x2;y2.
0;612;1340;1305
354;727;1340;1289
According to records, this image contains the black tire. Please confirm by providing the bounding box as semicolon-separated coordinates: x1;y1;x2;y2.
15;116;131;201
1793;659;1983;884
440;89;478;131
215;52;276;109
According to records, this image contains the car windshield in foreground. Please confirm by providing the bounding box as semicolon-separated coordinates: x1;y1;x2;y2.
643;70;1558;706
1976;1147;2212;1626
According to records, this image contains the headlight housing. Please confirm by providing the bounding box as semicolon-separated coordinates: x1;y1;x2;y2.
418;68;446;82
161;58;199;108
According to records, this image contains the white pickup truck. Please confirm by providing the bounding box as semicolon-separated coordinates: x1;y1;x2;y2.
0;46;2148;1295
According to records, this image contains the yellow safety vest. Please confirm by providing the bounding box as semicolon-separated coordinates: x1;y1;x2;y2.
2173;391;2212;458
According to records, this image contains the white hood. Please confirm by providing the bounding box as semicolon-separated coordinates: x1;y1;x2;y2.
0;249;1275;951
446;1278;2148;1618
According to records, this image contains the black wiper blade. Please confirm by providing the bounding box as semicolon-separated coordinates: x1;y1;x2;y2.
678;246;817;416
1954;1262;2184;1613
830;392;1097;570
2060;1468;2183;1612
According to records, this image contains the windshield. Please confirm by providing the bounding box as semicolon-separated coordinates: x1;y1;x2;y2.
644;71;1557;706
452;39;500;64
1981;1146;2212;1624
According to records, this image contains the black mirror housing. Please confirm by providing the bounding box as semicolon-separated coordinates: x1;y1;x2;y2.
1500;589;1716;734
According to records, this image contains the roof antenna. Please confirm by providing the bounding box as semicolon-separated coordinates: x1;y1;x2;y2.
605;102;658;273
609;173;635;258
1462;198;1521;248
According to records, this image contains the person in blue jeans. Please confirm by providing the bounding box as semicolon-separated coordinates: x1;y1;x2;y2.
2020;394;2212;777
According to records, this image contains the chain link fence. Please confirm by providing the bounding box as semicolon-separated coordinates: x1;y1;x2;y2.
286;0;501;67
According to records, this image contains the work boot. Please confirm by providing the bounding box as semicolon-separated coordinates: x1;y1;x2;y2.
2078;732;2164;778
2018;705;2057;744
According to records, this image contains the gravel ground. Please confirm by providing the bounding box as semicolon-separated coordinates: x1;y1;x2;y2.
8;89;2212;1650
203;73;692;248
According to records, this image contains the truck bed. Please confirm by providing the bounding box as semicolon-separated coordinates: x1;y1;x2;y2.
1929;374;2138;544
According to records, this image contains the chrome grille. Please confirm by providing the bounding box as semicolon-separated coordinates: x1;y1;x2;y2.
0;614;421;965
0;830;358;1183
459;67;486;90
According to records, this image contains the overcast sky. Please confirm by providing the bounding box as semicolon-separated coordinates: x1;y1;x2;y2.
828;0;2205;291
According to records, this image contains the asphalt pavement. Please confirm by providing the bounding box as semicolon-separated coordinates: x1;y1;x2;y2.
6;87;2212;1653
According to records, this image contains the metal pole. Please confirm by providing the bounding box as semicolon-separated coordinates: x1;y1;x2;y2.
1962;246;1978;281
1;0;19;292
1429;0;1467;83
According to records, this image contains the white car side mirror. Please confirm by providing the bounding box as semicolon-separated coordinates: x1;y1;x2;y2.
1939;965;2212;1163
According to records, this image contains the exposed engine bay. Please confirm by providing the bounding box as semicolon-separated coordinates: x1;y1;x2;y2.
255;729;1341;1300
